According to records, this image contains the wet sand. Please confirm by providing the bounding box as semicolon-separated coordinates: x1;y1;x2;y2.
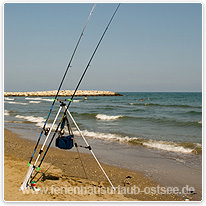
4;128;185;201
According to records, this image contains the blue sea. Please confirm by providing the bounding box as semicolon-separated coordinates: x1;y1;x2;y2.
4;92;202;166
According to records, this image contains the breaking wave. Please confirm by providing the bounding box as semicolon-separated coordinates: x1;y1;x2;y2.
142;140;193;154
73;129;201;154
96;114;123;121
15;115;46;128
15;114;59;129
5;101;29;105
4;97;14;101
25;97;82;102
73;100;82;103
29;101;41;104
10;112;203;155
4;110;9;116
25;97;53;102
73;129;130;142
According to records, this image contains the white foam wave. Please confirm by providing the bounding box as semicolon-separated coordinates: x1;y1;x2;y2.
26;97;82;103
25;97;41;100
73;129;195;154
175;158;186;164
4;110;9;116
25;97;53;102
37;98;53;102
73;100;82;103
196;143;202;147
73;129;131;142
15;114;57;129
5;101;28;105
15;115;46;127
4;97;14;100
29;101;41;104
96;114;123;121
142;140;193;154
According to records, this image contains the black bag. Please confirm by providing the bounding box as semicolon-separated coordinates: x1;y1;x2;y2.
55;135;74;150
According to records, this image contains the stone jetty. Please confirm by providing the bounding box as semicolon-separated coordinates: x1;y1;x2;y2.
4;90;123;97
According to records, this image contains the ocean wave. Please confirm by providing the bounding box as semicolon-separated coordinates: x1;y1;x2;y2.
129;102;159;106
15;115;46;128
77;113;97;118
15;114;58;130
127;116;202;127
40;98;53;102
25;97;53;102
187;111;202;115
4;97;14;101
142;140;193;154
4;110;9;116
25;97;42;100
5;120;25;124
29;101;41;104
5;101;29;105
73;129;201;154
26;98;83;103
26;97;80;102
73;129;131;142
129;139;202;154
129;102;201;109
76;112;128;120
96;114;123;121
169;104;202;109
73;100;82;103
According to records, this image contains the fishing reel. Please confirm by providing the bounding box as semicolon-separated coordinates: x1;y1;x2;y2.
44;128;50;136
59;129;65;137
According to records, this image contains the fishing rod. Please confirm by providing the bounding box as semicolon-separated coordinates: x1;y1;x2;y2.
37;3;121;170
28;4;96;164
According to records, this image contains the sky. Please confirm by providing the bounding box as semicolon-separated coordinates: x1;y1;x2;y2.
4;3;202;92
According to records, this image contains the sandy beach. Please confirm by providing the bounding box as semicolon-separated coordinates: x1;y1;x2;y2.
4;128;186;201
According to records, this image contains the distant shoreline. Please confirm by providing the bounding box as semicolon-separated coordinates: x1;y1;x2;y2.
4;90;123;97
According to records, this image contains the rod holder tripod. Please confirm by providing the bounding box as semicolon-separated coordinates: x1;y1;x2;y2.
20;100;115;191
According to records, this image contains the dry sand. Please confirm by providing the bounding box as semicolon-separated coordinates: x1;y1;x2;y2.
4;129;184;201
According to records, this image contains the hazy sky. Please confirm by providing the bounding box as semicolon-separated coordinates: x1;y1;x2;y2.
4;3;202;92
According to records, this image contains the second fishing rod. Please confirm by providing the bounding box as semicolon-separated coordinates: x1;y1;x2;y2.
28;4;96;164
36;3;121;170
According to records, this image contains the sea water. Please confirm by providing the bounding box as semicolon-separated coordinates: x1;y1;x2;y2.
4;92;202;168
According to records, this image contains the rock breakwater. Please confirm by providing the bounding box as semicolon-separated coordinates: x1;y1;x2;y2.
4;90;123;97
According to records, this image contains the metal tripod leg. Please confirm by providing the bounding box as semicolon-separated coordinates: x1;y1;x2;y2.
20;106;62;190
62;106;88;179
33;106;62;167
65;108;116;190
